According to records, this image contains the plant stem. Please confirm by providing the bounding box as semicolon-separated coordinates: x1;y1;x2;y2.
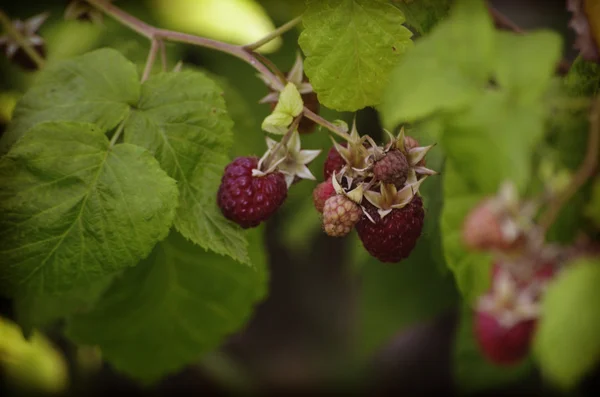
303;108;352;141
109;119;127;147
0;9;45;69
260;116;302;171
539;97;600;234
159;40;167;71
83;0;284;91
243;15;302;52
141;38;159;82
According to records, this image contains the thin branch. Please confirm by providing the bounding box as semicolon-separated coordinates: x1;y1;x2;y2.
243;15;302;52
252;51;287;84
303;108;351;141
141;39;159;82
84;0;153;38
159;40;167;71
539;97;600;234
0;9;45;69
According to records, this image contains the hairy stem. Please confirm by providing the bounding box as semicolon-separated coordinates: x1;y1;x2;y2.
0;9;46;69
539;98;600;234
141;38;159;82
84;0;284;90
304;108;351;141
159;40;167;71
243;15;302;52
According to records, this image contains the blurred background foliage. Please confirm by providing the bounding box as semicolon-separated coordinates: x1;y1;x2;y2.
0;0;597;396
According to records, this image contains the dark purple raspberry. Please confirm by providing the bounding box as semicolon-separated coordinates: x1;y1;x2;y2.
217;156;287;229
355;196;425;263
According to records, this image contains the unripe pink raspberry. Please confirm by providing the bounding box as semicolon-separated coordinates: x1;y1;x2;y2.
322;195;362;237
313;179;336;213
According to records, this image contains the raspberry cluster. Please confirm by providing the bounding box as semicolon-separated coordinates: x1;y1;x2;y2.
312;124;438;263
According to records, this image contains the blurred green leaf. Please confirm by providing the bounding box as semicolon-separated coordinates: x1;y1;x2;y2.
441;90;546;193
391;0;451;35
494;31;562;104
534;259;600;389
299;0;413;112
454;305;534;394
440;161;491;302
67;228;267;383
380;0;494;127
585;177;600;227
149;0;282;53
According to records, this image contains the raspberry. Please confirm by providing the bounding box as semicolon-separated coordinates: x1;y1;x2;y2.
217;156;287;229
313;179;336;213
323;143;347;180
462;199;525;252
355;196;425;263
474;310;536;366
373;149;409;188
322;195;362;237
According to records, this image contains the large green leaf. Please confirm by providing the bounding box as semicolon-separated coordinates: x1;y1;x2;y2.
453;305;534;394
298;0;413;112
533;259;600;389
0;48;139;154
123;70;250;265
0;121;178;298
67;228;268;383
493;31;562;104
441;90;546;193
380;0;494;127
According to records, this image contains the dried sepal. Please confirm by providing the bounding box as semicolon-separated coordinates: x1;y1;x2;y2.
64;0;105;24
363;177;427;218
255;131;320;187
0;12;48;70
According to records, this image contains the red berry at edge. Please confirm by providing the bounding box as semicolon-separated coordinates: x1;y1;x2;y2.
217;156;287;229
474;310;537;366
313;179;336;213
323;143;347;180
355;197;425;263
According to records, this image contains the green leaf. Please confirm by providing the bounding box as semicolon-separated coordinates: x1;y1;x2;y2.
262;82;303;134
441;90;546;193
67;228;268;383
298;0;413;112
14;276;115;332
534;259;600;389
0;121;178;298
392;0;451;35
454;305;534;394
494;31;562;104
380;0;494;127
440;161;491;302
123;70;250;265
0;48;139;154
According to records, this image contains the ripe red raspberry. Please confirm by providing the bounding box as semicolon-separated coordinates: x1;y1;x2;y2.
217;156;287;229
323;143;347;180
322;195;362;237
373;149;409;188
355;196;425;263
313;179;336;213
474;310;536;366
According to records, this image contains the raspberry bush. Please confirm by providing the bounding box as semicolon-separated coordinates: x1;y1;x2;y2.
0;0;599;395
